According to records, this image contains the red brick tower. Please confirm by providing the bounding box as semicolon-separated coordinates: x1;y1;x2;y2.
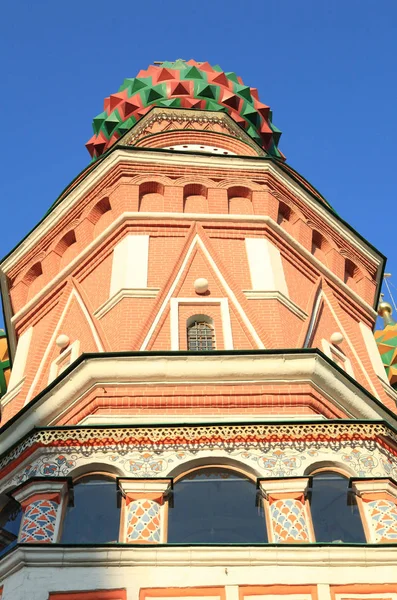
0;60;395;600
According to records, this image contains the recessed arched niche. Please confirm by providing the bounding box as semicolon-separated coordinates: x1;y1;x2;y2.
183;184;208;213
139;181;164;212
227;186;253;215
88;197;112;236
311;230;330;263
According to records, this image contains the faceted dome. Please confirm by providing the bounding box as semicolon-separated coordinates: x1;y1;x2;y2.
86;59;283;160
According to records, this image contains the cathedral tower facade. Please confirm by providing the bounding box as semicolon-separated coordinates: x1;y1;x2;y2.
0;60;396;600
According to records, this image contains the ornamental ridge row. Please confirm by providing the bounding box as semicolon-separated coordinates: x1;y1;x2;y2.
0;421;395;475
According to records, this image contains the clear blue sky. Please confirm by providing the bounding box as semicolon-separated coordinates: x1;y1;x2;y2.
1;1;397;325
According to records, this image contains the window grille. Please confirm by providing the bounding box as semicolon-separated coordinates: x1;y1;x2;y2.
187;321;215;351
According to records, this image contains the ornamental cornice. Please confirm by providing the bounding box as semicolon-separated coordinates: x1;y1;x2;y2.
1;421;396;478
119;107;265;156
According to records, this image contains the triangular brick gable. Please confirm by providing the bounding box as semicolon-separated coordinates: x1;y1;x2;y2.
26;286;104;403
139;228;270;352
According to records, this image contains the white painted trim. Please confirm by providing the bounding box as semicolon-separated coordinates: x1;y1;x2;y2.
243;290;307;321
303;290;323;348
1;352;395;457
24;287;104;405
335;595;397;600
245;237;289;297
7;327;33;391
379;376;397;402
359;321;389;382
317;585;332;600
79;413;326;425
170;297;233;351
321;339;355;378
6;213;377;333
322;293;379;397
48;340;80;384
225;585;240;600
141;234;263;350
110;234;149;296
243;596;311;600
94;288;159;319
0;378;25;408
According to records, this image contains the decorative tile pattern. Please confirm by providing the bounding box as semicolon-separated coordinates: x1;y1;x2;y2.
269;498;309;542
125;499;161;542
20;499;58;543
4;427;397;496
86;60;283;160
367;499;397;541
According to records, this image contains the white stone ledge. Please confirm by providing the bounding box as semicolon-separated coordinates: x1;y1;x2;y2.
94;288;160;319
243;290;307;320
1;544;397;581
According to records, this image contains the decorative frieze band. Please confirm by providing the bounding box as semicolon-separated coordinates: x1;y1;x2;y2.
0;421;396;481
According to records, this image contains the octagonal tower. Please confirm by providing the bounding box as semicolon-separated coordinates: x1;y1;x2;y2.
0;60;396;600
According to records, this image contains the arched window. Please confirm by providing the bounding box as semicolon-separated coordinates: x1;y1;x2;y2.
0;498;22;556
187;318;216;351
61;475;120;544
309;472;365;543
168;467;266;543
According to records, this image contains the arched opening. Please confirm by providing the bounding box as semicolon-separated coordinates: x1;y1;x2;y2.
228;186;253;215
309;471;365;543
55;230;78;270
23;261;43;286
24;261;44;301
168;466;266;543
139;181;164;212
55;230;77;256
183;184;208;213
60;474;120;544
88;197;111;225
277;201;292;228
0;498;22;556
187;315;216;351
344;258;360;287
311;230;329;262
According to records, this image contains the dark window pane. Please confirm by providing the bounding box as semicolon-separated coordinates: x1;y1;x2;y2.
310;473;365;543
0;499;22;556
168;467;267;543
61;476;119;544
187;321;216;351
